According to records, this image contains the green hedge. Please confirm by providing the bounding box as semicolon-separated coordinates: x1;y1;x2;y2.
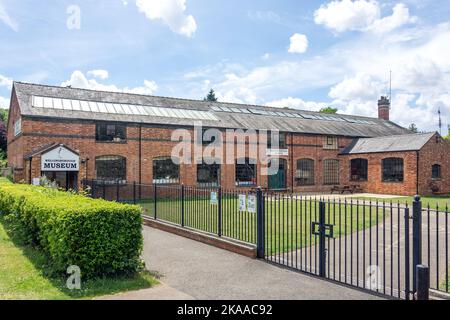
0;182;143;278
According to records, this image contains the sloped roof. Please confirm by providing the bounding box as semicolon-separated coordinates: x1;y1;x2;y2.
12;81;411;138
340;132;436;154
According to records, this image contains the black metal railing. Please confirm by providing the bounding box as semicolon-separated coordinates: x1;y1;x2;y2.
82;179;449;300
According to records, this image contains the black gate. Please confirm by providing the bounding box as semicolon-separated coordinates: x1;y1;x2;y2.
261;193;448;300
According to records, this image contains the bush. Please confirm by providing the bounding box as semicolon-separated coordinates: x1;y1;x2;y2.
0;181;143;278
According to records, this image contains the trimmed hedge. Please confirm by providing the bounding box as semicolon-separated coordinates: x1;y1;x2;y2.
0;181;143;278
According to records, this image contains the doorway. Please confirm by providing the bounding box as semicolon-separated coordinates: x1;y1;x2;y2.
268;159;287;190
42;171;78;191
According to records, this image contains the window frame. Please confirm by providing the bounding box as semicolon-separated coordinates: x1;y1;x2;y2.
95;122;127;143
95;155;127;183
235;158;257;187
382;157;404;183
197;160;221;188
432;164;442;180
152;157;180;185
267;132;287;149
296;159;315;186
323;159;340;185
350;158;368;182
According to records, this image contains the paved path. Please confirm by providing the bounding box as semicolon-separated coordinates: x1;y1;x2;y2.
139;226;381;300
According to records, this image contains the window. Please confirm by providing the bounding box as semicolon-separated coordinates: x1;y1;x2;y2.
268;132;287;149
296;159;315;186
95;156;126;182
14;118;22;137
382;158;404;182
197;161;220;187
350;159;368;181
202;129;220;145
323;136;338;150
235;158;257;187
96;123;127;142
323;159;340;185
152;157;180;184
432;164;442;180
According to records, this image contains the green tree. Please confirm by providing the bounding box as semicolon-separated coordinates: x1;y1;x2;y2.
408;123;419;133
204;89;218;102
0;108;8;122
445;125;450;140
319;106;338;114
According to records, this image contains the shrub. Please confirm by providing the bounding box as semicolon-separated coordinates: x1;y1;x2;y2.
0;182;143;278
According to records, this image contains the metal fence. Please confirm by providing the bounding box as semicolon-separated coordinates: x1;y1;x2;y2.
82;179;449;300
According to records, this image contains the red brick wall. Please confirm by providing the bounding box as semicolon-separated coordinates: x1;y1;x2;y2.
6;89;25;181
8;113;449;196
418;134;450;195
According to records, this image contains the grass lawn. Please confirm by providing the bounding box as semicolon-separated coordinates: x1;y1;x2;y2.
0;217;158;300
353;195;449;209
138;196;386;255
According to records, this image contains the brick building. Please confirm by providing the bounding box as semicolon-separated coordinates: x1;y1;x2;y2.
6;82;450;196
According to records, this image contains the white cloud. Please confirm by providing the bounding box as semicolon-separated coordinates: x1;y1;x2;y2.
61;71;158;95
136;0;197;37
0;74;12;89
87;69;109;80
0;3;18;32
288;33;309;54
329;73;382;101
314;0;380;33
266;97;328;111
314;0;416;34
0;96;9;108
369;3;418;34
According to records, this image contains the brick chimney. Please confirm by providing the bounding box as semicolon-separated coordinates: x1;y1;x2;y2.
378;96;390;121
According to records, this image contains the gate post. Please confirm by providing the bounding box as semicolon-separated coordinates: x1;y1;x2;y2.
218;187;222;237
154;184;158;220
256;187;265;259
416;265;430;300
181;185;185;227
318;201;326;278
404;207;411;300
412;195;422;294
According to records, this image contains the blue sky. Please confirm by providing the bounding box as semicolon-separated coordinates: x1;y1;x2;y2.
0;0;449;132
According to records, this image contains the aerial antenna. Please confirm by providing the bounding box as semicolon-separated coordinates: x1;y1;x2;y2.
389;70;392;109
438;107;442;135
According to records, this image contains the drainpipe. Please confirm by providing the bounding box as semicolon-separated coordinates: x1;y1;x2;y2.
29;157;32;184
416;151;420;195
139;124;142;187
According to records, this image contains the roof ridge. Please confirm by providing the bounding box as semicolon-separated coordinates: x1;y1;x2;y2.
13;81;386;122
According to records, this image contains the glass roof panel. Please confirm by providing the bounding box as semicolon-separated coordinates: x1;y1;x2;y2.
52;99;63;109
70;100;81;111
96;103;108;113
62;99;72;110
43;97;54;109
33;96;44;108
88;102;99;113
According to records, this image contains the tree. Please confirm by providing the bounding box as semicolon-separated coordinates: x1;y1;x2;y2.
0;121;6;158
0;108;8;122
319;106;338;114
445;125;450;140
408;123;419;133
204;89;218;102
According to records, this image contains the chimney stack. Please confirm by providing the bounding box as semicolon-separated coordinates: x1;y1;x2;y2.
378;96;390;121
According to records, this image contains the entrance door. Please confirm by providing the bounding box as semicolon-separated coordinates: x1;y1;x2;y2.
42;171;78;190
268;159;287;190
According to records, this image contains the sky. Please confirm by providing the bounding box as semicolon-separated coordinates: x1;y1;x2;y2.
0;0;449;133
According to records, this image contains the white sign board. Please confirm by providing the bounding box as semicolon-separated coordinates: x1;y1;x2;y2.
266;149;289;156
248;195;257;213
41;146;80;172
32;178;41;186
239;194;247;212
210;192;218;205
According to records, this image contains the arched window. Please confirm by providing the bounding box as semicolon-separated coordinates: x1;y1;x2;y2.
382;158;404;182
235;158;257;187
296;159;315;186
350;159;368;181
153;157;180;184
95;156;126;182
432;164;442;180
323;159;340;185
